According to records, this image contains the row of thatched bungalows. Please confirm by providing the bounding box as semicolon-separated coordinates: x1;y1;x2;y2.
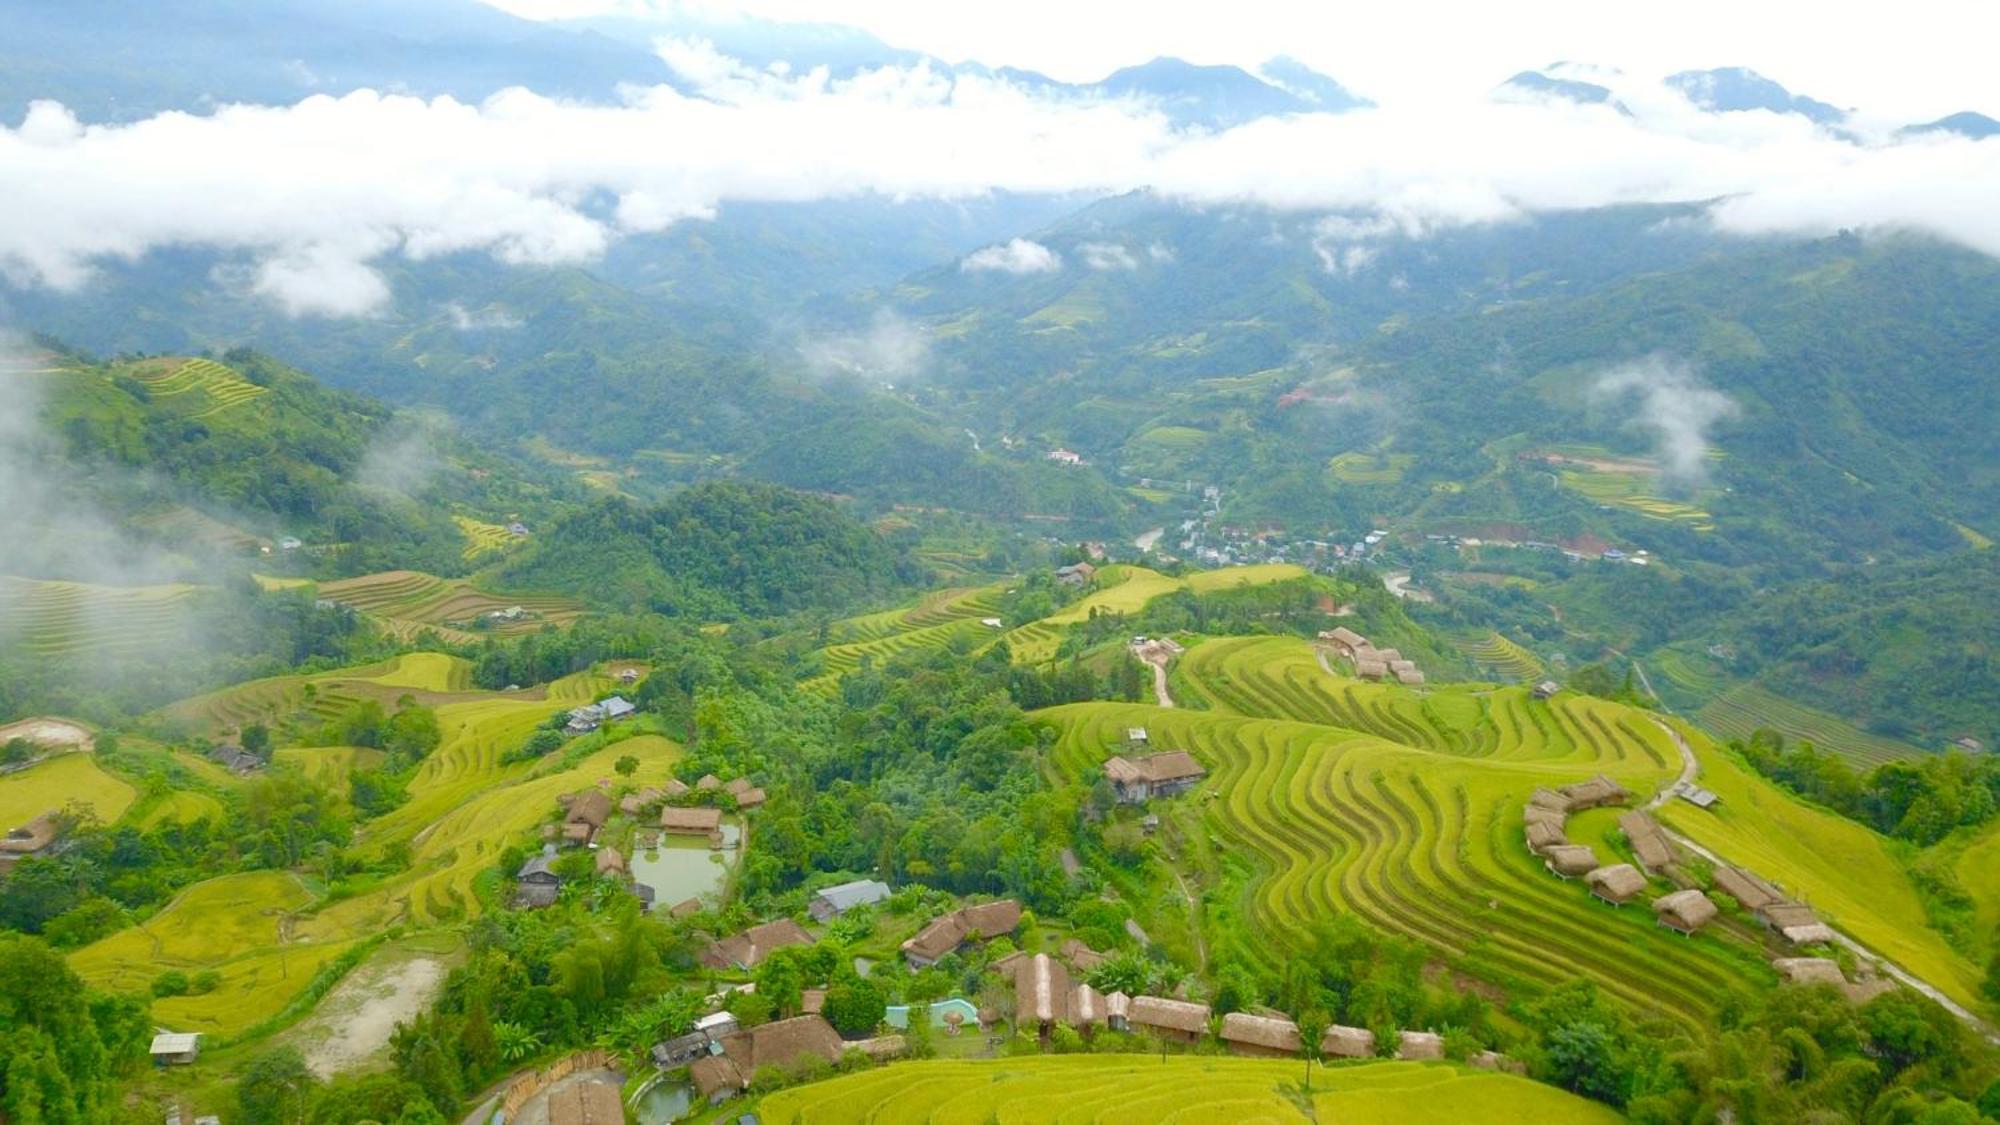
1006;951;1473;1063
1316;627;1426;686
1713;865;1839;945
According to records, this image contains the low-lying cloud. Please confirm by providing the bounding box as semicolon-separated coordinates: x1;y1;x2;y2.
2;51;1998;316
1592;356;1739;491
800;308;930;381
962;238;1063;274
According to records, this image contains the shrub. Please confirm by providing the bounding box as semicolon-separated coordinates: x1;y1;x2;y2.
190;970;223;995
152;970;190;997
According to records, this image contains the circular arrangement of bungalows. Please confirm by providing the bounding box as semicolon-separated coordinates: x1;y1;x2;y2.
1522;775;1719;936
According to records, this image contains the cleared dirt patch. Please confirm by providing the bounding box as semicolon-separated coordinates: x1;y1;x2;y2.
0;717;94;750
285;944;453;1078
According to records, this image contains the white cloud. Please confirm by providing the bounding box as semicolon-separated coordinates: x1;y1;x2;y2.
962;238;1063;274
1;52;1999;316
443;301;524;330
1592;356;1739;491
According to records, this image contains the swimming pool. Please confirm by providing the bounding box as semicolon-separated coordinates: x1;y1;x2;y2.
884;997;980;1029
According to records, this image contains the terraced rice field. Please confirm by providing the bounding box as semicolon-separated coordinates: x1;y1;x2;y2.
158;653;484;735
1653;715;1978;1007
316;570;585;642
1046;636;1781;1032
1456;632;1545;682
133;790;227;829
1556;465;1714;530
313;734;684;930
0;752;137;828
0;576;203;659
755;1057;1620;1124
70;872;360;1036
999;564;1305;664
129;356;270;419
274;746;387;791
452;515;517;560
1650;647;1730;698
1697;684;1925;767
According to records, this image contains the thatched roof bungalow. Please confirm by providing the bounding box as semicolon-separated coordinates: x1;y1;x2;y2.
594;847;626;876
1321;1024;1376;1059
1104;991;1132;1031
1524;820;1566;853
689;1054;745;1105
1713;867;1782;910
1127;996;1210;1042
1653;889;1718;934
1522;804;1566;828
1544;844;1598;878
700;918;813;971
659;806;724;835
1529;787;1575;814
1014;953;1070;1032
1355;659;1389;681
1773;958;1846;986
1220;1012;1301;1058
1396;1030;1444;1060
900;899;1022;967
1585;863;1648;905
1560;774;1630;810
1618;811;1675;873
1067;983;1109;1029
1060;939;1107;972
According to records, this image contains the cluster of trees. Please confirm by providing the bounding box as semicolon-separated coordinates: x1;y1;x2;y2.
0;934;151;1124
496;483;920;618
1739;730;1999;845
0;771;352;939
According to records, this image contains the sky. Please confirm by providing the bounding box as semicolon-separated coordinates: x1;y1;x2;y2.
483;0;2000;120
1;0;1997;317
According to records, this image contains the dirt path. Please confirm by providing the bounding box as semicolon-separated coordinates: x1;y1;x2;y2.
1171;866;1207;971
1643;718;1995;1039
1149;661;1175;708
288;955;447;1078
1131;639;1181;708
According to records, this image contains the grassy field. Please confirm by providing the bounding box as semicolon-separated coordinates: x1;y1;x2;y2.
70;872;362;1036
134;789;227;829
1653;716;1980;1008
314;570;585;643
1456;632;1545;682
0;575;203;660
754;1056;1621;1124
1042;636;1779;1032
0;752;137;828
1696;684;1926;767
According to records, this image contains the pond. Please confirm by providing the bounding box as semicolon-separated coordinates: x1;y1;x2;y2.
632;1078;693;1124
884;997;980;1029
630;833;736;909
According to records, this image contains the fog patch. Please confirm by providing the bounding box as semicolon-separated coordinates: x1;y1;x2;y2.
1591;355;1739;491
443;301;524;330
1078;241;1139;270
354;416;450;498
800;309;930;382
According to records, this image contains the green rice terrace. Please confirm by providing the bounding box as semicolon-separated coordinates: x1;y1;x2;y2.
312;569;586;643
1040;634;1985;1030
125;356;271;419
1697;683;1927;767
754;1056;1620;1124
1455;631;1547;682
0;575;202;658
1525;445;1718;530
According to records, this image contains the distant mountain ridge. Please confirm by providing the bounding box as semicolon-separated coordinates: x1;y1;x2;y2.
1665;66;1848;125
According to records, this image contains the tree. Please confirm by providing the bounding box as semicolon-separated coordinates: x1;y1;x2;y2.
240;723;271;756
1296;1007;1329;1092
236;1047;316;1125
822;980;887;1038
615;754;639;778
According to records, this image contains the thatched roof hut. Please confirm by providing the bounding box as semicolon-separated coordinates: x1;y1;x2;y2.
1524;820;1566;853
1522;804;1566;828
594;847;626;876
1396;1031;1444;1060
1321;1024;1376;1059
1544;844;1598;878
1653;889;1717;934
1586;863;1648;905
688;1054;745;1103
1773;958;1846;986
1220;1012;1301;1057
1560;774;1630;810
1713;866;1782;910
1067;983;1108;1029
700;918;813;971
1618;811;1675;873
1128;996;1210;1040
1014;953;1070;1027
1355;659;1389;680
660;806;724;834
1060;939;1107;972
1529;787;1575;813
